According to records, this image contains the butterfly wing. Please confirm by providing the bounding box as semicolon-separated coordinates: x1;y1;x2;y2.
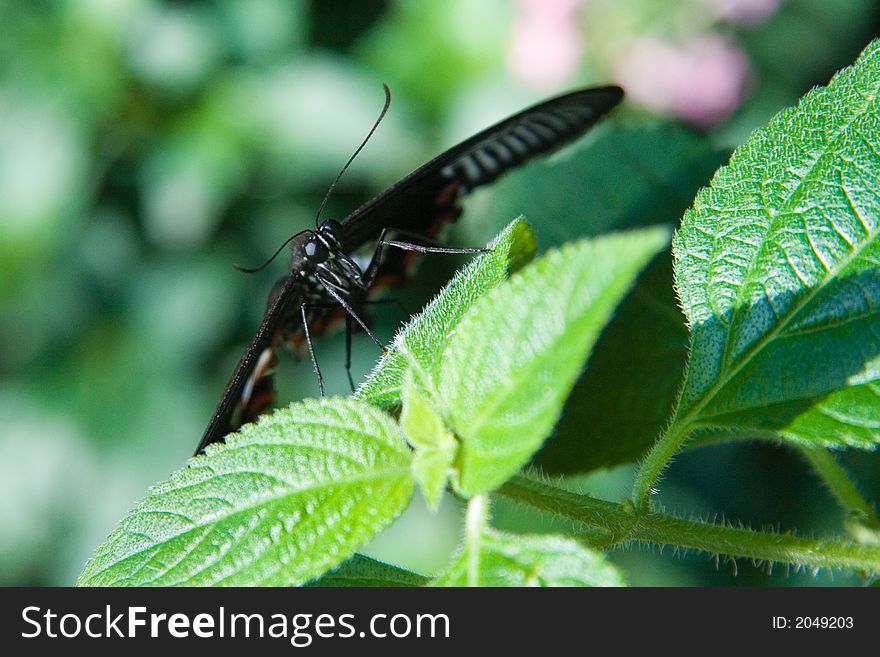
195;274;300;454
339;85;624;252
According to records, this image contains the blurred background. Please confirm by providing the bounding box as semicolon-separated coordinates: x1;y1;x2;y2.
2;0;879;586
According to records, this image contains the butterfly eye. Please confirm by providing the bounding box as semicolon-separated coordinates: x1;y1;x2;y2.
304;237;330;263
320;219;343;243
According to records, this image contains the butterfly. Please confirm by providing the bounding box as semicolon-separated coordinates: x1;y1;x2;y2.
195;84;624;454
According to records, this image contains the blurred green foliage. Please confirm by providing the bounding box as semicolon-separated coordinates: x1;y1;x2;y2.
1;0;878;586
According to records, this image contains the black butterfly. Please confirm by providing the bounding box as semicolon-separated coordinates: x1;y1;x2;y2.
195;84;624;454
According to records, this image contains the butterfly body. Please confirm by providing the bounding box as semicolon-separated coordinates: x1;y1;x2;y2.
195;85;624;455
219;220;372;442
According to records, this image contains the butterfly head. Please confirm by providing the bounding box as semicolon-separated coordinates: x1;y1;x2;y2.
319;218;344;243
302;234;330;264
295;219;364;292
302;219;344;265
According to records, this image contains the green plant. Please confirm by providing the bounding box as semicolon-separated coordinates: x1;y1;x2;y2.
78;40;880;587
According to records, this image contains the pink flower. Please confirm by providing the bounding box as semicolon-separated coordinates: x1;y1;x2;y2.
507;0;586;91
615;35;750;128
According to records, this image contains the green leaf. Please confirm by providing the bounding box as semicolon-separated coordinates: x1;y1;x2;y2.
469;123;726;474
432;529;625;587
400;370;457;510
440;228;670;496
673;39;880;449
536;250;690;472
355;218;536;408
77;399;414;586
311;554;427;587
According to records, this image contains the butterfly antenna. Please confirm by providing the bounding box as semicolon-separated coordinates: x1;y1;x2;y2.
314;83;392;227
233;230;309;273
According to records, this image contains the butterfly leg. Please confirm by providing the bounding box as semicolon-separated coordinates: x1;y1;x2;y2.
300;302;325;396
344;313;356;393
363;227;487;285
303;299;376;396
384;227;488;253
316;276;387;352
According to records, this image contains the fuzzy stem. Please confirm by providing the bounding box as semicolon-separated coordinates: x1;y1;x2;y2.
631;413;693;510
500;475;880;574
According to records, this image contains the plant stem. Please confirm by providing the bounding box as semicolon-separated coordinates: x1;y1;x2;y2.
631;414;693;510
464;495;488;586
500;475;880;574
798;446;880;529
